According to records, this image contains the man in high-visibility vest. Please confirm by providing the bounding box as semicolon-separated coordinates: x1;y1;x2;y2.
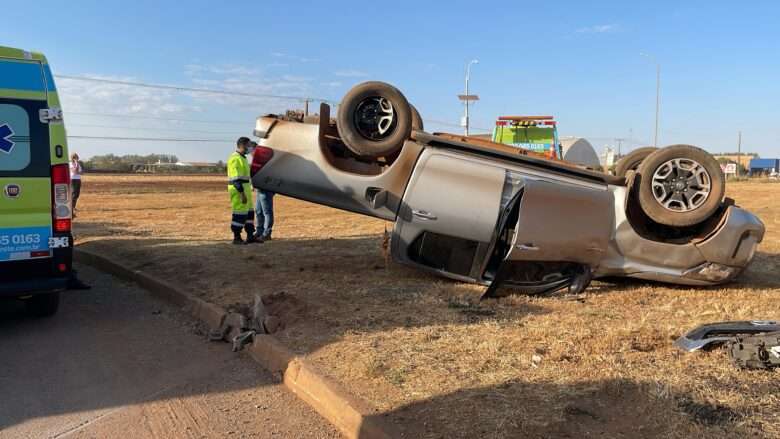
227;137;259;244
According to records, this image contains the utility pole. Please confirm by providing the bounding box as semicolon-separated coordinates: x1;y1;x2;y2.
615;138;625;157
737;130;742;178
458;59;479;136
303;99;310;116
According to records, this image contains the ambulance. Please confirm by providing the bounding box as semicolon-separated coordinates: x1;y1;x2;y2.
0;46;72;316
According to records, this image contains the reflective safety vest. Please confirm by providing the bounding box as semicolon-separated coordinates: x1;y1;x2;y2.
227;151;251;191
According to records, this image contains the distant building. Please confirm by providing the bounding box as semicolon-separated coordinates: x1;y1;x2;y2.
713;153;756;169
749;158;780;176
560;137;600;168
600;146;616;168
177;161;218;168
132;161;220;173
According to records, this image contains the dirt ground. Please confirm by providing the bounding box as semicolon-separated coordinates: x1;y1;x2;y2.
74;174;780;438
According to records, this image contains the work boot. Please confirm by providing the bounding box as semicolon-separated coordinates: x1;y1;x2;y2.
246;235;263;244
232;232;245;245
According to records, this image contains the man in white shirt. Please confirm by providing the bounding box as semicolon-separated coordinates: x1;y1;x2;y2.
69;153;82;215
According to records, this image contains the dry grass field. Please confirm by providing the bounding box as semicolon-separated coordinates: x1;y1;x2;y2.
74;174;780;438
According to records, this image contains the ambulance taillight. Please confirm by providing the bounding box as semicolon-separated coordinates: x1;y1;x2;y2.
51;164;71;233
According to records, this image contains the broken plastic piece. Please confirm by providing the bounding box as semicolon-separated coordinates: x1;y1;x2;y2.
674;321;780;352
232;330;256;352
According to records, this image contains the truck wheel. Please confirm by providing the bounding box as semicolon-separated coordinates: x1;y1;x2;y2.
637;145;725;227
337;81;412;158
25;291;60;317
615;146;657;177
411;105;424;131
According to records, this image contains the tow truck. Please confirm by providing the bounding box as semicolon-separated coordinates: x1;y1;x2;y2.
492;115;562;160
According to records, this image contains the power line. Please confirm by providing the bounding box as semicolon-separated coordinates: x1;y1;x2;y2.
55;75;335;104
425;118;491;132
60;78;487;131
58;77;485;131
67;111;249;125
68;123;242;135
71;109;491;133
68;135;231;143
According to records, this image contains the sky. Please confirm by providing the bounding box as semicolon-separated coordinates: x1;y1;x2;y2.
3;0;780;161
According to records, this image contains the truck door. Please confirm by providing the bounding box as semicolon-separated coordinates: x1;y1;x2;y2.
392;149;506;281
482;177;613;297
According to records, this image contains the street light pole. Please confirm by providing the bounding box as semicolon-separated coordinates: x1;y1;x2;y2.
737;130;742;178
641;53;661;148
615;138;625;157
654;62;660;148
464;59;478;136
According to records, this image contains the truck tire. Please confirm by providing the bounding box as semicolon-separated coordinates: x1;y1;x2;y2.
337;81;412;158
25;291;60;317
615;146;657;177
411;105;424;131
637;145;725;227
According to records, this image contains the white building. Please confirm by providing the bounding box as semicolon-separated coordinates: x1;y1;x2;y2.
559;137;601;168
600;146;616;168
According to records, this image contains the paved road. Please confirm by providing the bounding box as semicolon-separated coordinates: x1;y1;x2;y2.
0;265;340;439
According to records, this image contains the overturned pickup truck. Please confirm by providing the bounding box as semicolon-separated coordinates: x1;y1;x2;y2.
250;82;764;297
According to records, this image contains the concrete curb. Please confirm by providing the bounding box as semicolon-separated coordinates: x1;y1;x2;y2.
75;247;399;439
75;248;227;330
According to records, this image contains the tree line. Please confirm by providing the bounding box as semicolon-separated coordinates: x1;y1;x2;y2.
83;154;226;174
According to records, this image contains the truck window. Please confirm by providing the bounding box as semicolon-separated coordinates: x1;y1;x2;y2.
0;104;32;171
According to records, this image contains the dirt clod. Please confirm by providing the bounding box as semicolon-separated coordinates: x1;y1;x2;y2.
677;397;741;426
264;316;282;334
564;405;600;420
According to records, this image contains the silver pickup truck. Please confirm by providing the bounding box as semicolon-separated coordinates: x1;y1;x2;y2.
249;82;764;297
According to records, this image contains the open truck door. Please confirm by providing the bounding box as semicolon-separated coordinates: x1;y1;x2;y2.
481;177;613;298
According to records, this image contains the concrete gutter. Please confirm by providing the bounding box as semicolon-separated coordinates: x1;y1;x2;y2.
75;247;399;439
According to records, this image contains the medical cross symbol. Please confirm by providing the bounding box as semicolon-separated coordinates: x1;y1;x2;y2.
0;124;14;154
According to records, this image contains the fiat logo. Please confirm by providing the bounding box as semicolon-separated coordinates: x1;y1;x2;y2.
3;184;21;199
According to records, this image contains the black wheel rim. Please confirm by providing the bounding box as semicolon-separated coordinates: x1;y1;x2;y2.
353;96;397;141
